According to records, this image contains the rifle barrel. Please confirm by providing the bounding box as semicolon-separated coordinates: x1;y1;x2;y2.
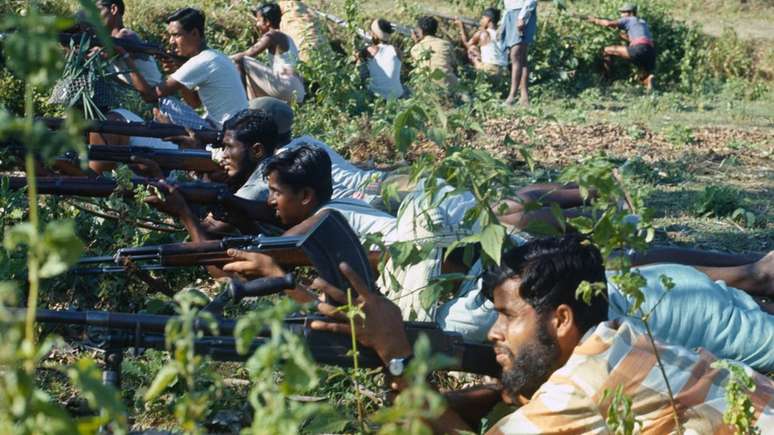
41;118;221;146
87;145;221;173
26;308;501;376
58;32;188;62
7;176;228;202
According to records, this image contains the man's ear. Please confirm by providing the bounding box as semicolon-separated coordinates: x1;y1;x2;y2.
552;304;576;339
300;187;317;207
250;142;266;159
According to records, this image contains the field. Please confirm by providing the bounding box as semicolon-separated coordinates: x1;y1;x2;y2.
0;0;772;433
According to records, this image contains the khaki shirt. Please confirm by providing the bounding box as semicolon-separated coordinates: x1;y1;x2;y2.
279;1;327;62
409;35;458;86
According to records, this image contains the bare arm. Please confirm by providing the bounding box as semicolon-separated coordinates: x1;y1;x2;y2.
587;17;620;28
233;34;272;61
455;20;469;48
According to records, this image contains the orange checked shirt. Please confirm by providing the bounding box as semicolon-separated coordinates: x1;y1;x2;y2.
488;320;774;434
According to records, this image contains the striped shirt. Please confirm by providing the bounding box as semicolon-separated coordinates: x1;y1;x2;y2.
488;319;774;434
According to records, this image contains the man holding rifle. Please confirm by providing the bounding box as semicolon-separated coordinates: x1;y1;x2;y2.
586;3;656;91
115;8;248;129
309;237;774;433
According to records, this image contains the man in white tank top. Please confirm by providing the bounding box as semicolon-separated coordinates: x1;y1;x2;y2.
231;3;306;104
455;8;508;74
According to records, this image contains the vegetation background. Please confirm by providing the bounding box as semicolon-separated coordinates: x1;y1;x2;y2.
0;0;771;433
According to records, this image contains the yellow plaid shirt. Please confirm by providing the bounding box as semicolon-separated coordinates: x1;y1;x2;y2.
488;320;774;434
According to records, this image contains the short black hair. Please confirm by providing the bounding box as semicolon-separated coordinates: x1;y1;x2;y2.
166;8;205;37
376;18;394;34
254;2;282;28
483;7;501;25
264;144;333;203
417;16;438;36
222;109;279;156
482;235;608;334
96;0;125;15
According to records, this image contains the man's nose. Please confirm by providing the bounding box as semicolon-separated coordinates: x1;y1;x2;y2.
487;316;505;342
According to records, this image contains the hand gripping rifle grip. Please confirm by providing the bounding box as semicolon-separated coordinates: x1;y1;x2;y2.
229;273;295;302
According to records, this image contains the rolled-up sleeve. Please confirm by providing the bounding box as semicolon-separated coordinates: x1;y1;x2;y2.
517;0;538;21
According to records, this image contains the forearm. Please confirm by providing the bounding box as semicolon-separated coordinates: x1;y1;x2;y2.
458;28;469;48
123;58;158;102
443;384;504;429
178;86;202;108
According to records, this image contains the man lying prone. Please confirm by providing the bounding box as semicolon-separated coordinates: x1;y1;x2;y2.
308;236;774;433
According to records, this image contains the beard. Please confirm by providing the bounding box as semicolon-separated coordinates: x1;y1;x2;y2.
499;320;561;401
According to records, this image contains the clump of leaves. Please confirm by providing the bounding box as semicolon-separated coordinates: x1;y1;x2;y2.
711;360;761;435
602;385;642;435
143;290;222;434
662;124;695;146
619;157;687;185
692;185;760;228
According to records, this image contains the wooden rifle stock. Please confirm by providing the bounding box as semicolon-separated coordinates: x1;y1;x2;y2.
41;117;222;146
87;144;221;173
75;236;382;273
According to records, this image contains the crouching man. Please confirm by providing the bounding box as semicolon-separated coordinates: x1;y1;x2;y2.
309;236;774;433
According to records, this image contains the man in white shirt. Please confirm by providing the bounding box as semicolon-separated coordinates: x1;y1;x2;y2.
119;7;248;127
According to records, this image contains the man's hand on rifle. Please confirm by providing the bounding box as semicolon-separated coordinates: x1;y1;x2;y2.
164;127;205;150
144;181;189;217
222;249;286;279
159;56;182;75
309;263;412;368
129;156;164;179
152;108;172;124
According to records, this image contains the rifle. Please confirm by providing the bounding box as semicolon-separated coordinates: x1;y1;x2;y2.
22;307;500;387
0;141;85;176
40;117;222;147
87;144;221;173
74;210;380;280
312;9;413;42
57;32;188;63
426;11;479;29
6;176;277;224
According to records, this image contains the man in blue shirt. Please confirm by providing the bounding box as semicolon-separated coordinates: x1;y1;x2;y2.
587;3;655;90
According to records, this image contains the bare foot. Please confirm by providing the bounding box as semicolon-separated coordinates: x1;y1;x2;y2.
503;96;516;106
751;251;774;298
643;74;655;92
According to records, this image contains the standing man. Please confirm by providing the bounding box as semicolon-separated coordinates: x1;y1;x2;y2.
587;3;656;91
499;0;537;106
119;8;248;128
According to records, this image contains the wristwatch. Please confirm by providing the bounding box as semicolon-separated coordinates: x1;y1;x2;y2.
387;355;413;377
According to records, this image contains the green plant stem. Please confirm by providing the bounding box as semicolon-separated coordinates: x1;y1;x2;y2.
23;82;41;372
641;316;683;435
346;288;366;430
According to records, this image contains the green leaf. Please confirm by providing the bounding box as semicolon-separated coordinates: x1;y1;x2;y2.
39;220;84;278
480;224;506;265
419;284;444;312
304;408;348;433
144;365;179;401
3;222;36;251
